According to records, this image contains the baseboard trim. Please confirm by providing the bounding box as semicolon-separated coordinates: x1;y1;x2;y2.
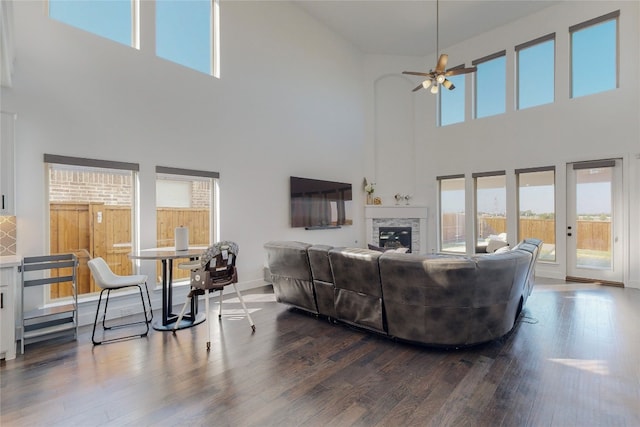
565;276;624;288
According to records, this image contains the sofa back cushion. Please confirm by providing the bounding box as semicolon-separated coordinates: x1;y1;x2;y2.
308;245;336;318
329;248;385;333
329;248;383;297
264;241;317;313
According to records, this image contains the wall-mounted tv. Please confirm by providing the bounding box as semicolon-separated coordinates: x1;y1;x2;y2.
290;176;353;229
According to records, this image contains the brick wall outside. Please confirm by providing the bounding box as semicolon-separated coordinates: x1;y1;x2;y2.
49;169;211;207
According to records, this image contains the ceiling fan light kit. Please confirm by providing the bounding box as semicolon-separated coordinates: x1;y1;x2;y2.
402;0;476;94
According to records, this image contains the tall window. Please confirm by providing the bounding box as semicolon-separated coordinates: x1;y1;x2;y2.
516;34;555;110
48;0;135;47
156;0;217;76
474;172;506;253
517;167;556;262
473;51;506;119
155;166;218;283
45;154;138;300
570;10;619;98
438;175;466;253
439;67;466;127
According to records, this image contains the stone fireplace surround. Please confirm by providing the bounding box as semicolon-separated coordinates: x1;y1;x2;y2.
365;206;428;254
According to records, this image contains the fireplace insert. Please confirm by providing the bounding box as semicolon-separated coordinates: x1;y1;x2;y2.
379;227;412;252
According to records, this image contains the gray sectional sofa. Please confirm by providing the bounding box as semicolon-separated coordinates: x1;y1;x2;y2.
264;238;542;347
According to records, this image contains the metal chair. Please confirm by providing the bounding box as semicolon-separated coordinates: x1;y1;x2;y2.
173;241;255;350
88;257;153;345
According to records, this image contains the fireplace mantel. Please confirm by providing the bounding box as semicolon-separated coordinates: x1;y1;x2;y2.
365;205;428;254
365;205;428;220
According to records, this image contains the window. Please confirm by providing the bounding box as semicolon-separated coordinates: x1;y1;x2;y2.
45;154;138;300
48;0;135;47
473;172;506;253
516;34;555;110
570;11;619;98
439;67;466;126
438;175;466;253
155;166;218;283
517;167;556;262
473;51;506;119
156;0;218;76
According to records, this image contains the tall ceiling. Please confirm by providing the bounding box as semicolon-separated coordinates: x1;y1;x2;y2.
295;0;562;57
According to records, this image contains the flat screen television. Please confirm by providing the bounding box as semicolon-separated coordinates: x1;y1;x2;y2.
290;176;353;229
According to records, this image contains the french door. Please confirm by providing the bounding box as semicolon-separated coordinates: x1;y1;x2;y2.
566;159;623;284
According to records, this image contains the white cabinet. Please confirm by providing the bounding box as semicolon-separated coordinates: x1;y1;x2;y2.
1;112;16;215
0;263;17;360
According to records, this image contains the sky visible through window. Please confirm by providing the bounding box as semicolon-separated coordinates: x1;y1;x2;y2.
49;0;132;46
156;0;212;75
440;15;616;124
440;73;465;126
475;55;506;119
518;39;555;109
48;0;213;75
572;19;617;98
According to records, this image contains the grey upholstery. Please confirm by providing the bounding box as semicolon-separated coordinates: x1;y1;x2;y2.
379;248;534;346
264;239;543;347
264;241;317;314
307;245;336;318
329;248;385;333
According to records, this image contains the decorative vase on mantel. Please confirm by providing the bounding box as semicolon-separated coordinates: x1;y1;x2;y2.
366;193;374;205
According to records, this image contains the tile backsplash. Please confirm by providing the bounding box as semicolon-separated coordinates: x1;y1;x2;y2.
0;216;17;255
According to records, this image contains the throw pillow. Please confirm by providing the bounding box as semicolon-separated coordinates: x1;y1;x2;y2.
486;239;509;253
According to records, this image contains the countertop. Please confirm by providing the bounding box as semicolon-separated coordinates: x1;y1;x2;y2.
0;255;21;268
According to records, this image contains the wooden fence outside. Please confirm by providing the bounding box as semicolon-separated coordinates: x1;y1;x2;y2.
50;203;210;298
441;213;610;251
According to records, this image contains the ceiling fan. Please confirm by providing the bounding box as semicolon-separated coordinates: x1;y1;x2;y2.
402;0;476;94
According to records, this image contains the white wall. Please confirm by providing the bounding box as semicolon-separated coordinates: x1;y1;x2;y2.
1;1;367;313
364;1;640;288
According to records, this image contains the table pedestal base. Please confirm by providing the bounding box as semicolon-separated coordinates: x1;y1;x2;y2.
153;313;206;331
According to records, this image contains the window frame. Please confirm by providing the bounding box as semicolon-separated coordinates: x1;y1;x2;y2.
437;174;466;254
472;170;507;253
44;154;140;301
46;0;138;49
569;10;620;99
515;33;556;110
516;166;556;262
472;50;507;119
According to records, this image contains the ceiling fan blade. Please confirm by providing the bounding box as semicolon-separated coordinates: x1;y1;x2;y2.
445;67;477;77
412;83;424;92
442;79;455;90
435;54;448;73
403;71;434;77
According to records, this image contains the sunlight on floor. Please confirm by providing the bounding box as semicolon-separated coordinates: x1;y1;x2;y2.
548;358;610;375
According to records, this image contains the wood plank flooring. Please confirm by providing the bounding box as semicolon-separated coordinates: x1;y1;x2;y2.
1;280;639;426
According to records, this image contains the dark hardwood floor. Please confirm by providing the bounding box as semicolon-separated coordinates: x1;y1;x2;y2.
2;280;639;426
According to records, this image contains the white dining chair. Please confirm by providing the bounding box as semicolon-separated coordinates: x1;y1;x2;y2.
88;257;153;345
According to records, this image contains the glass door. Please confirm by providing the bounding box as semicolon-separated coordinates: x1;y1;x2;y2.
566;159;623;284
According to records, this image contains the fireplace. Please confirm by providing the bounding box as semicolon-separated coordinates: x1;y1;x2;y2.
379;227;412;252
365;205;427;254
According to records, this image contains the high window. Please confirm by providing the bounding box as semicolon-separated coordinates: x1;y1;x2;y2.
473;172;506;253
438;175;466;253
156;0;219;77
517;167;556;262
439;66;466;127
155;166;218;283
516;33;555;110
570;10;619;98
48;0;135;47
473;51;506;119
45;154;138;300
